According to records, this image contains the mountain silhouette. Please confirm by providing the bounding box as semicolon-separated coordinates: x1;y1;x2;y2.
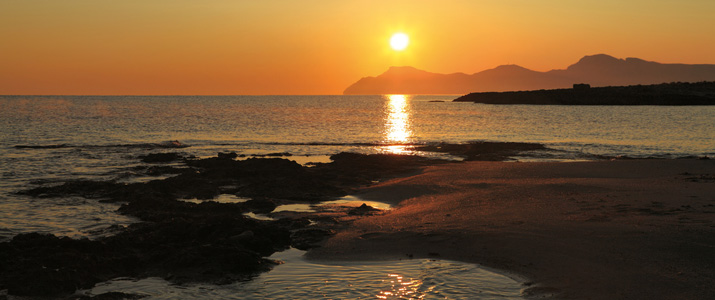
343;54;715;95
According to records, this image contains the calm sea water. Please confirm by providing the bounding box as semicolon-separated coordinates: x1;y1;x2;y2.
1;94;714;238
1;95;713;298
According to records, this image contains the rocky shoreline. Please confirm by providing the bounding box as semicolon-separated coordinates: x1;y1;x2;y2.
0;151;444;297
3;140;712;299
2;142;545;298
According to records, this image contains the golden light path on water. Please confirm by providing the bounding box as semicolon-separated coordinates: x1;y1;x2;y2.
383;94;413;154
376;273;425;299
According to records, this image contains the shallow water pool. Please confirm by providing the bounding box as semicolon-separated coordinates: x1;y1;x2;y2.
82;248;524;299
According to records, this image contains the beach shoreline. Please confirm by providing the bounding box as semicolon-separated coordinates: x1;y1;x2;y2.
307;159;715;299
2;151;713;299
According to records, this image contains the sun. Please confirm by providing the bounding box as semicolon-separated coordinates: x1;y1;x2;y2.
390;33;409;51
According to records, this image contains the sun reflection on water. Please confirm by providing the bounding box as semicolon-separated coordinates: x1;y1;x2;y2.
377;273;424;299
382;95;413;154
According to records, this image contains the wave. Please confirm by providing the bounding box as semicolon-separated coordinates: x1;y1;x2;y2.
11;140;429;153
263;142;402;147
14;144;68;149
14;140;190;150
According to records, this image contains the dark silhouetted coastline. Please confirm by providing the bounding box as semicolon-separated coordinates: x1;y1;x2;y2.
454;81;715;105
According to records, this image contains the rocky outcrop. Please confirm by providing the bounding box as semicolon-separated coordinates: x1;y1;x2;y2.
2;143;551;297
1;152;449;297
415;141;546;161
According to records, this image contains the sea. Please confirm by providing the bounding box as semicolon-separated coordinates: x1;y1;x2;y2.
1;94;714;299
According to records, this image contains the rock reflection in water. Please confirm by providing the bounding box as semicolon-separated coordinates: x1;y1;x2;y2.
83;248;523;299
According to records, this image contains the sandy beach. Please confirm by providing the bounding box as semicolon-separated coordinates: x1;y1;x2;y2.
308;159;715;299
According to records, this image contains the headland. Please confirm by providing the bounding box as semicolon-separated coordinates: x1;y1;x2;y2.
453;81;715;105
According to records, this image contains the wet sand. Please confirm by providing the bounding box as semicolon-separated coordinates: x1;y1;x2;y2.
308;160;715;299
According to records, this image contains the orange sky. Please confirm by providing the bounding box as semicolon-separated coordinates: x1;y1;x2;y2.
2;0;714;95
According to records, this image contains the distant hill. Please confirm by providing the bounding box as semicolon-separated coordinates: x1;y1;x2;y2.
453;81;715;105
343;54;715;95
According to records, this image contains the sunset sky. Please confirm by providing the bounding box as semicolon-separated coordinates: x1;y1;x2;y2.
2;0;714;95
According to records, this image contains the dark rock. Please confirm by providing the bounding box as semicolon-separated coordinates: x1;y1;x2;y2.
14;144;68;149
66;292;147;299
5;152;449;297
132;165;191;176
275;217;313;230
348;203;381;215
18;180;120;199
318;152;442;185
0;214;291;297
250;152;293;157
244;198;277;214
228;230;255;243
521;286;562;298
139;152;183;163
217;152;238;159
156;140;188;148
290;228;335;250
415;141;545;161
265;152;292;157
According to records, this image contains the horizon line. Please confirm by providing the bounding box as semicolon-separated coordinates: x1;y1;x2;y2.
0;94;465;97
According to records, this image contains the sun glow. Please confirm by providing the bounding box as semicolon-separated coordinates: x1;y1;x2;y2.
390;33;409;51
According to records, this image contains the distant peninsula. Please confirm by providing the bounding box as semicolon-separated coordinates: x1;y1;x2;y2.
453;81;715;105
343;54;715;95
